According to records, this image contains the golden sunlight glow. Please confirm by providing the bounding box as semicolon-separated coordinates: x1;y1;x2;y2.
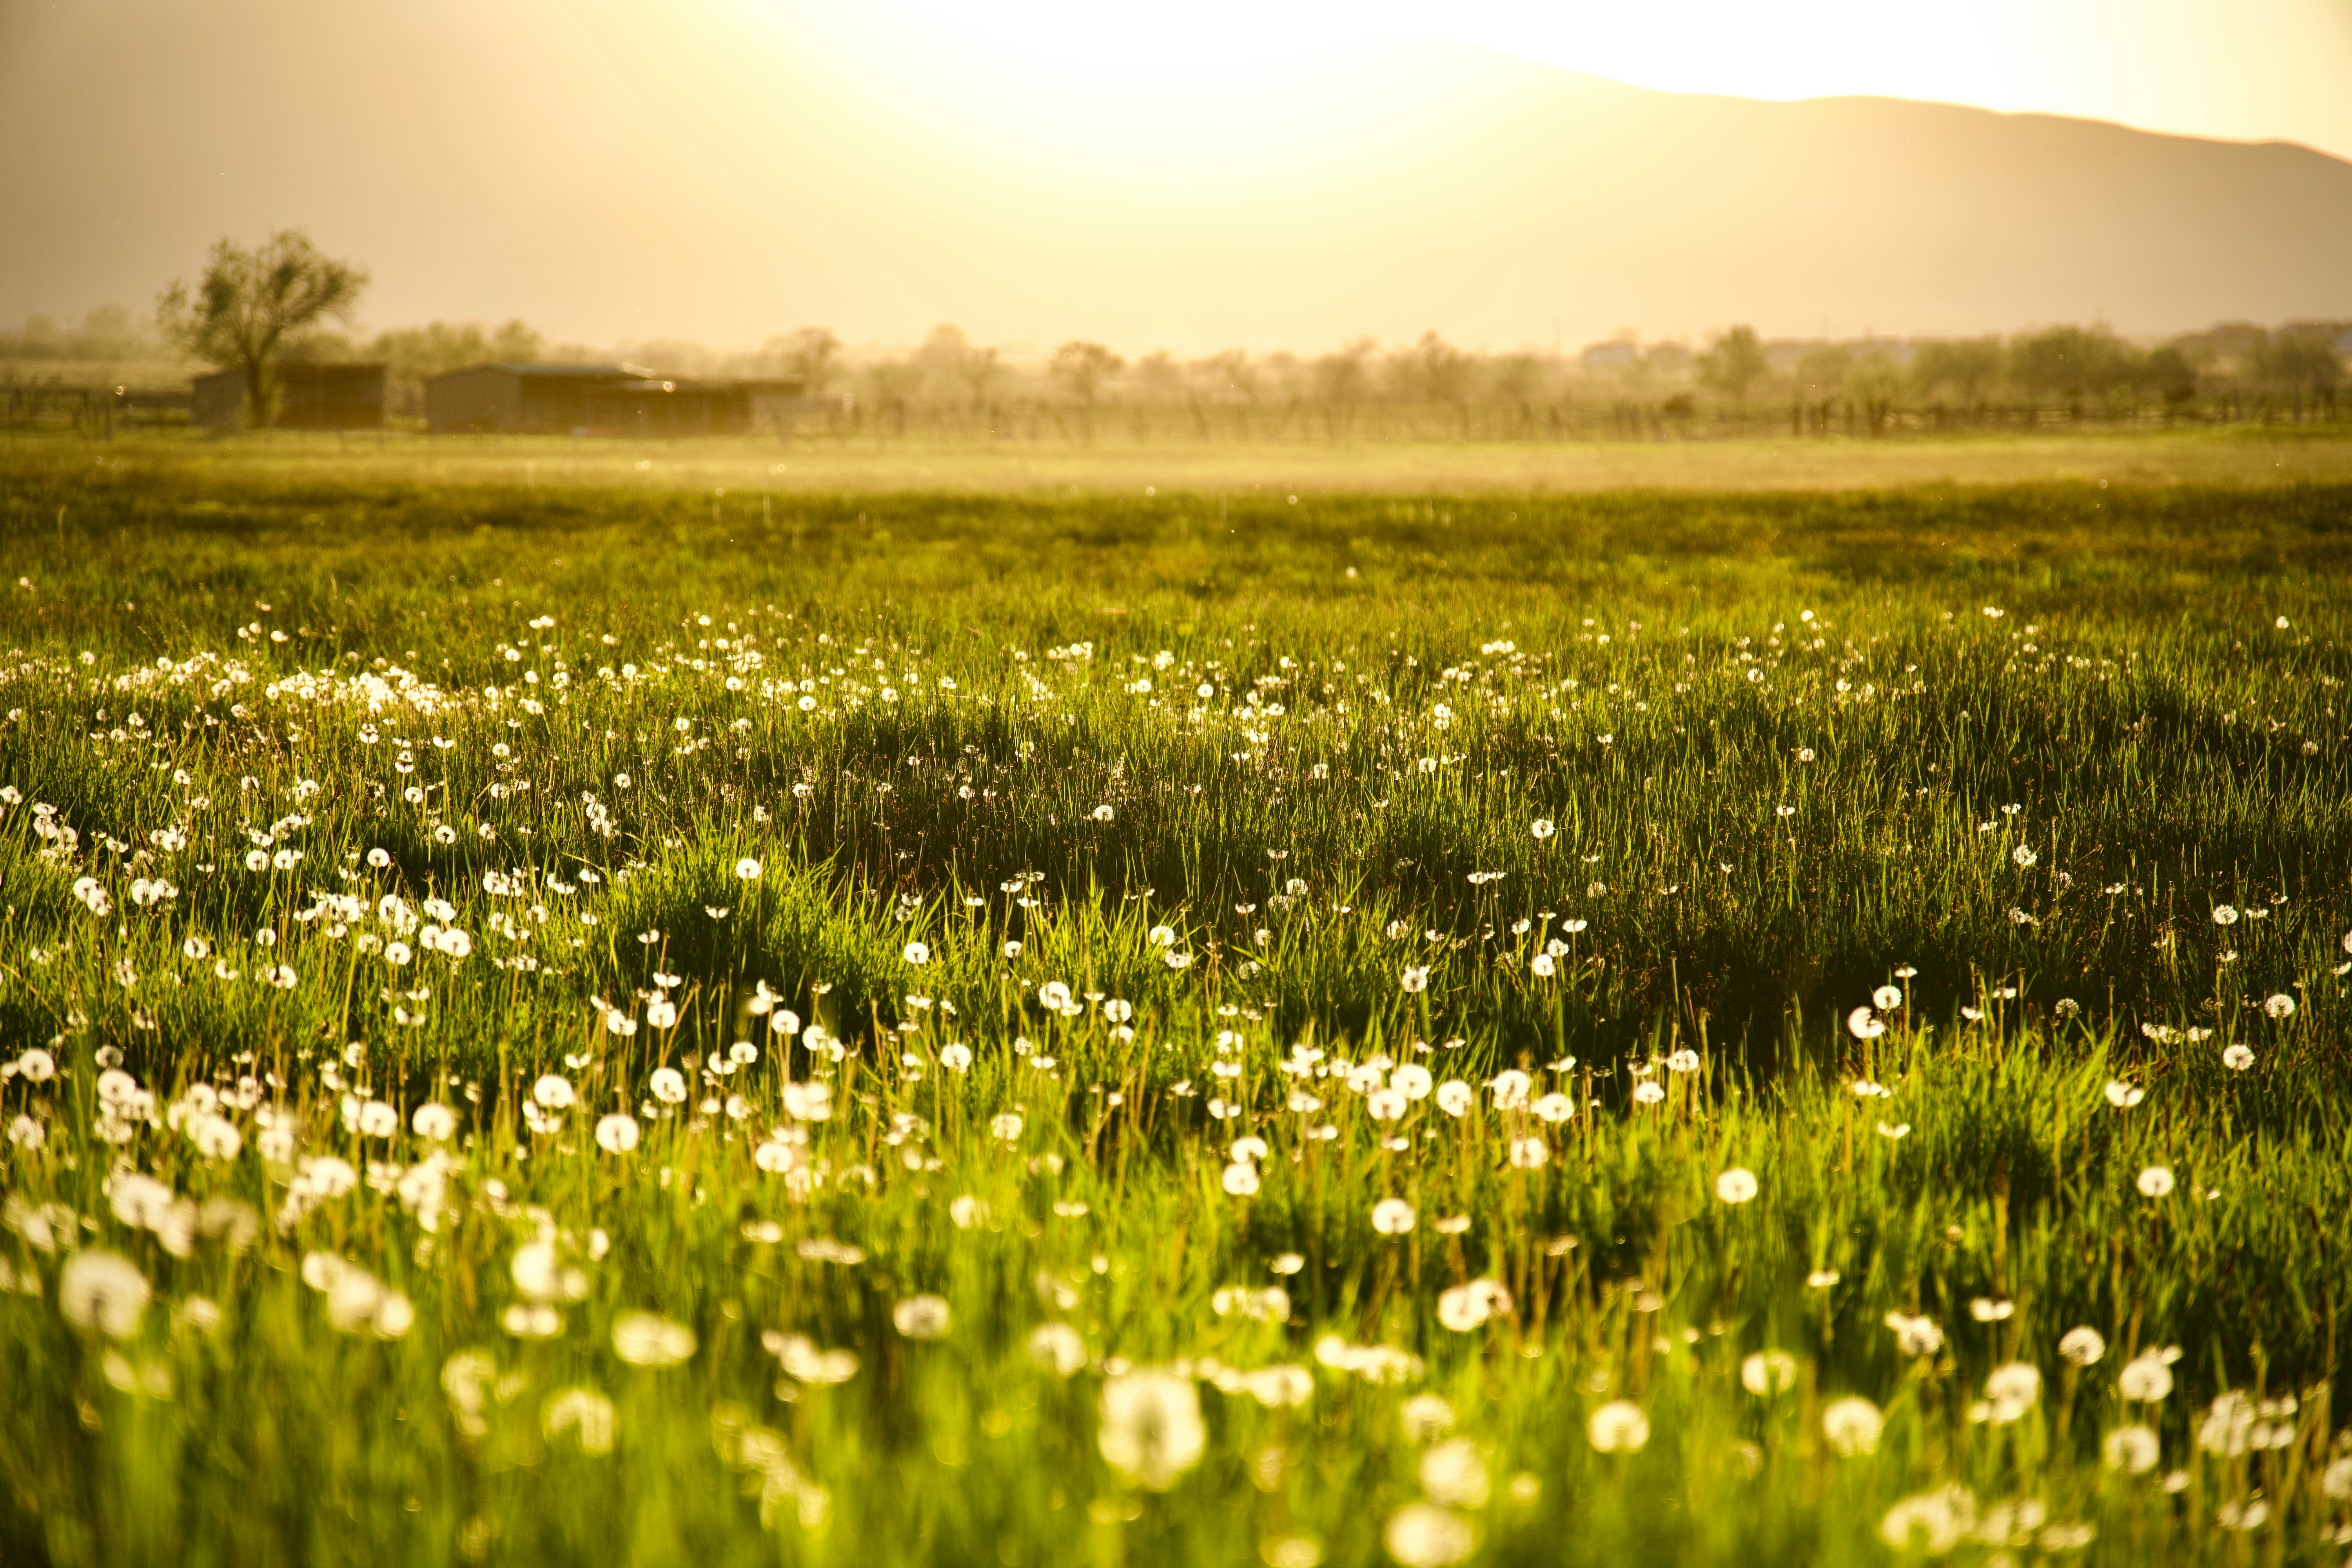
788;0;2352;160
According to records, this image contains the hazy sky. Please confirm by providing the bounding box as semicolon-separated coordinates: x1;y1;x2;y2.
829;0;2352;157
3;0;2348;354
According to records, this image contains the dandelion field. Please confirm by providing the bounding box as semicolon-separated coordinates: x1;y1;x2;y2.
2;443;2351;1565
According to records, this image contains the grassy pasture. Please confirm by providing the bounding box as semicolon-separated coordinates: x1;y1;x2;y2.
1;439;2350;1565
24;421;2352;497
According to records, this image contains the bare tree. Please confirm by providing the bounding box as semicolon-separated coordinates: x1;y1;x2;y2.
1909;337;2004;403
157;230;368;428
1205;348;1257;403
1048;340;1123;436
1390;331;1470;405
957;344;1000;410
1695;325;1768;410
781;328;843;398
1312;338;1376;405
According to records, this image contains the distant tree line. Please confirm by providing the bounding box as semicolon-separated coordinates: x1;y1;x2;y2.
8;227;2346;433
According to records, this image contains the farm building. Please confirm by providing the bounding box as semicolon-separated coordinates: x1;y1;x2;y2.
583;377;750;436
192;363;385;429
423;363;805;435
423;363;642;434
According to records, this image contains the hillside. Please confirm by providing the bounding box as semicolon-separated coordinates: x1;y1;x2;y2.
1;5;2347;348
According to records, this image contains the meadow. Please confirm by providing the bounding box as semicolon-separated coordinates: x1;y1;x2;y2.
1;436;2350;1566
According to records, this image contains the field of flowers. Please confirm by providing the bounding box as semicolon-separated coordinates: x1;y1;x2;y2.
2;445;2350;1566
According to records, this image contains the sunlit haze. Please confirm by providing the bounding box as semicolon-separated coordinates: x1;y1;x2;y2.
2;0;2348;352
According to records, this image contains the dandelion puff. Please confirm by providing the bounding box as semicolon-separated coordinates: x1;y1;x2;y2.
2058;1327;2106;1366
735;857;762;880
595;1114;639;1154
1384;1504;1474;1568
1879;1486;1978;1555
1027;1321;1087;1376
1371;1198;1416;1235
532;1074;575;1111
2211;904;2238;926
1399;966;1430;994
1530;819;1554;840
1586;1401;1650;1453
544;1388;617;1455
1821;1396;1884;1455
1098;1370;1205;1490
1846;1005;1884;1041
2262;993;2295;1019
1872;984;1902;1009
1741;1350;1799;1397
1980;1362;2042;1422
1419;1438;1488;1508
2136;1165;2175;1198
1714;1167;1759;1204
893;1295;951;1339
1222;1162;1261;1197
2117;1351;2176;1402
2221;1044;2254;1071
612;1311;696;1367
649;1067;687;1104
58;1250;149;1339
902;941;930;965
2103;1425;2160;1474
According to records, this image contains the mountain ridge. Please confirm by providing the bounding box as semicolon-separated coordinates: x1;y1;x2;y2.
0;9;2346;350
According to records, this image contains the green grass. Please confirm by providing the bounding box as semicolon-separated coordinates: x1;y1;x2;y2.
1;441;2350;1565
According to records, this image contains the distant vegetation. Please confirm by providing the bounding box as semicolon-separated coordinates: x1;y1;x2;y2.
5;235;2346;437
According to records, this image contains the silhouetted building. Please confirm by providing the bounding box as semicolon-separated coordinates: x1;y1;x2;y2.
424;363;641;434
583;377;750;436
192;363;385;429
424;363;805;435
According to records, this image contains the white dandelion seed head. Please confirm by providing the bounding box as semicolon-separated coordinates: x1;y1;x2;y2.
1383;1504;1474;1568
2117;1352;2175;1403
594;1113;640;1154
1586;1400;1650;1453
2103;1424;2161;1474
611;1311;696;1367
893;1294;952;1339
1098;1369;1205;1490
1821;1396;1884;1456
1741;1350;1799;1397
58;1250;150;1339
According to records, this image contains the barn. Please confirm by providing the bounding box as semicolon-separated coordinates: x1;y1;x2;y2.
423;363;642;434
425;363;807;435
192;363;386;429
